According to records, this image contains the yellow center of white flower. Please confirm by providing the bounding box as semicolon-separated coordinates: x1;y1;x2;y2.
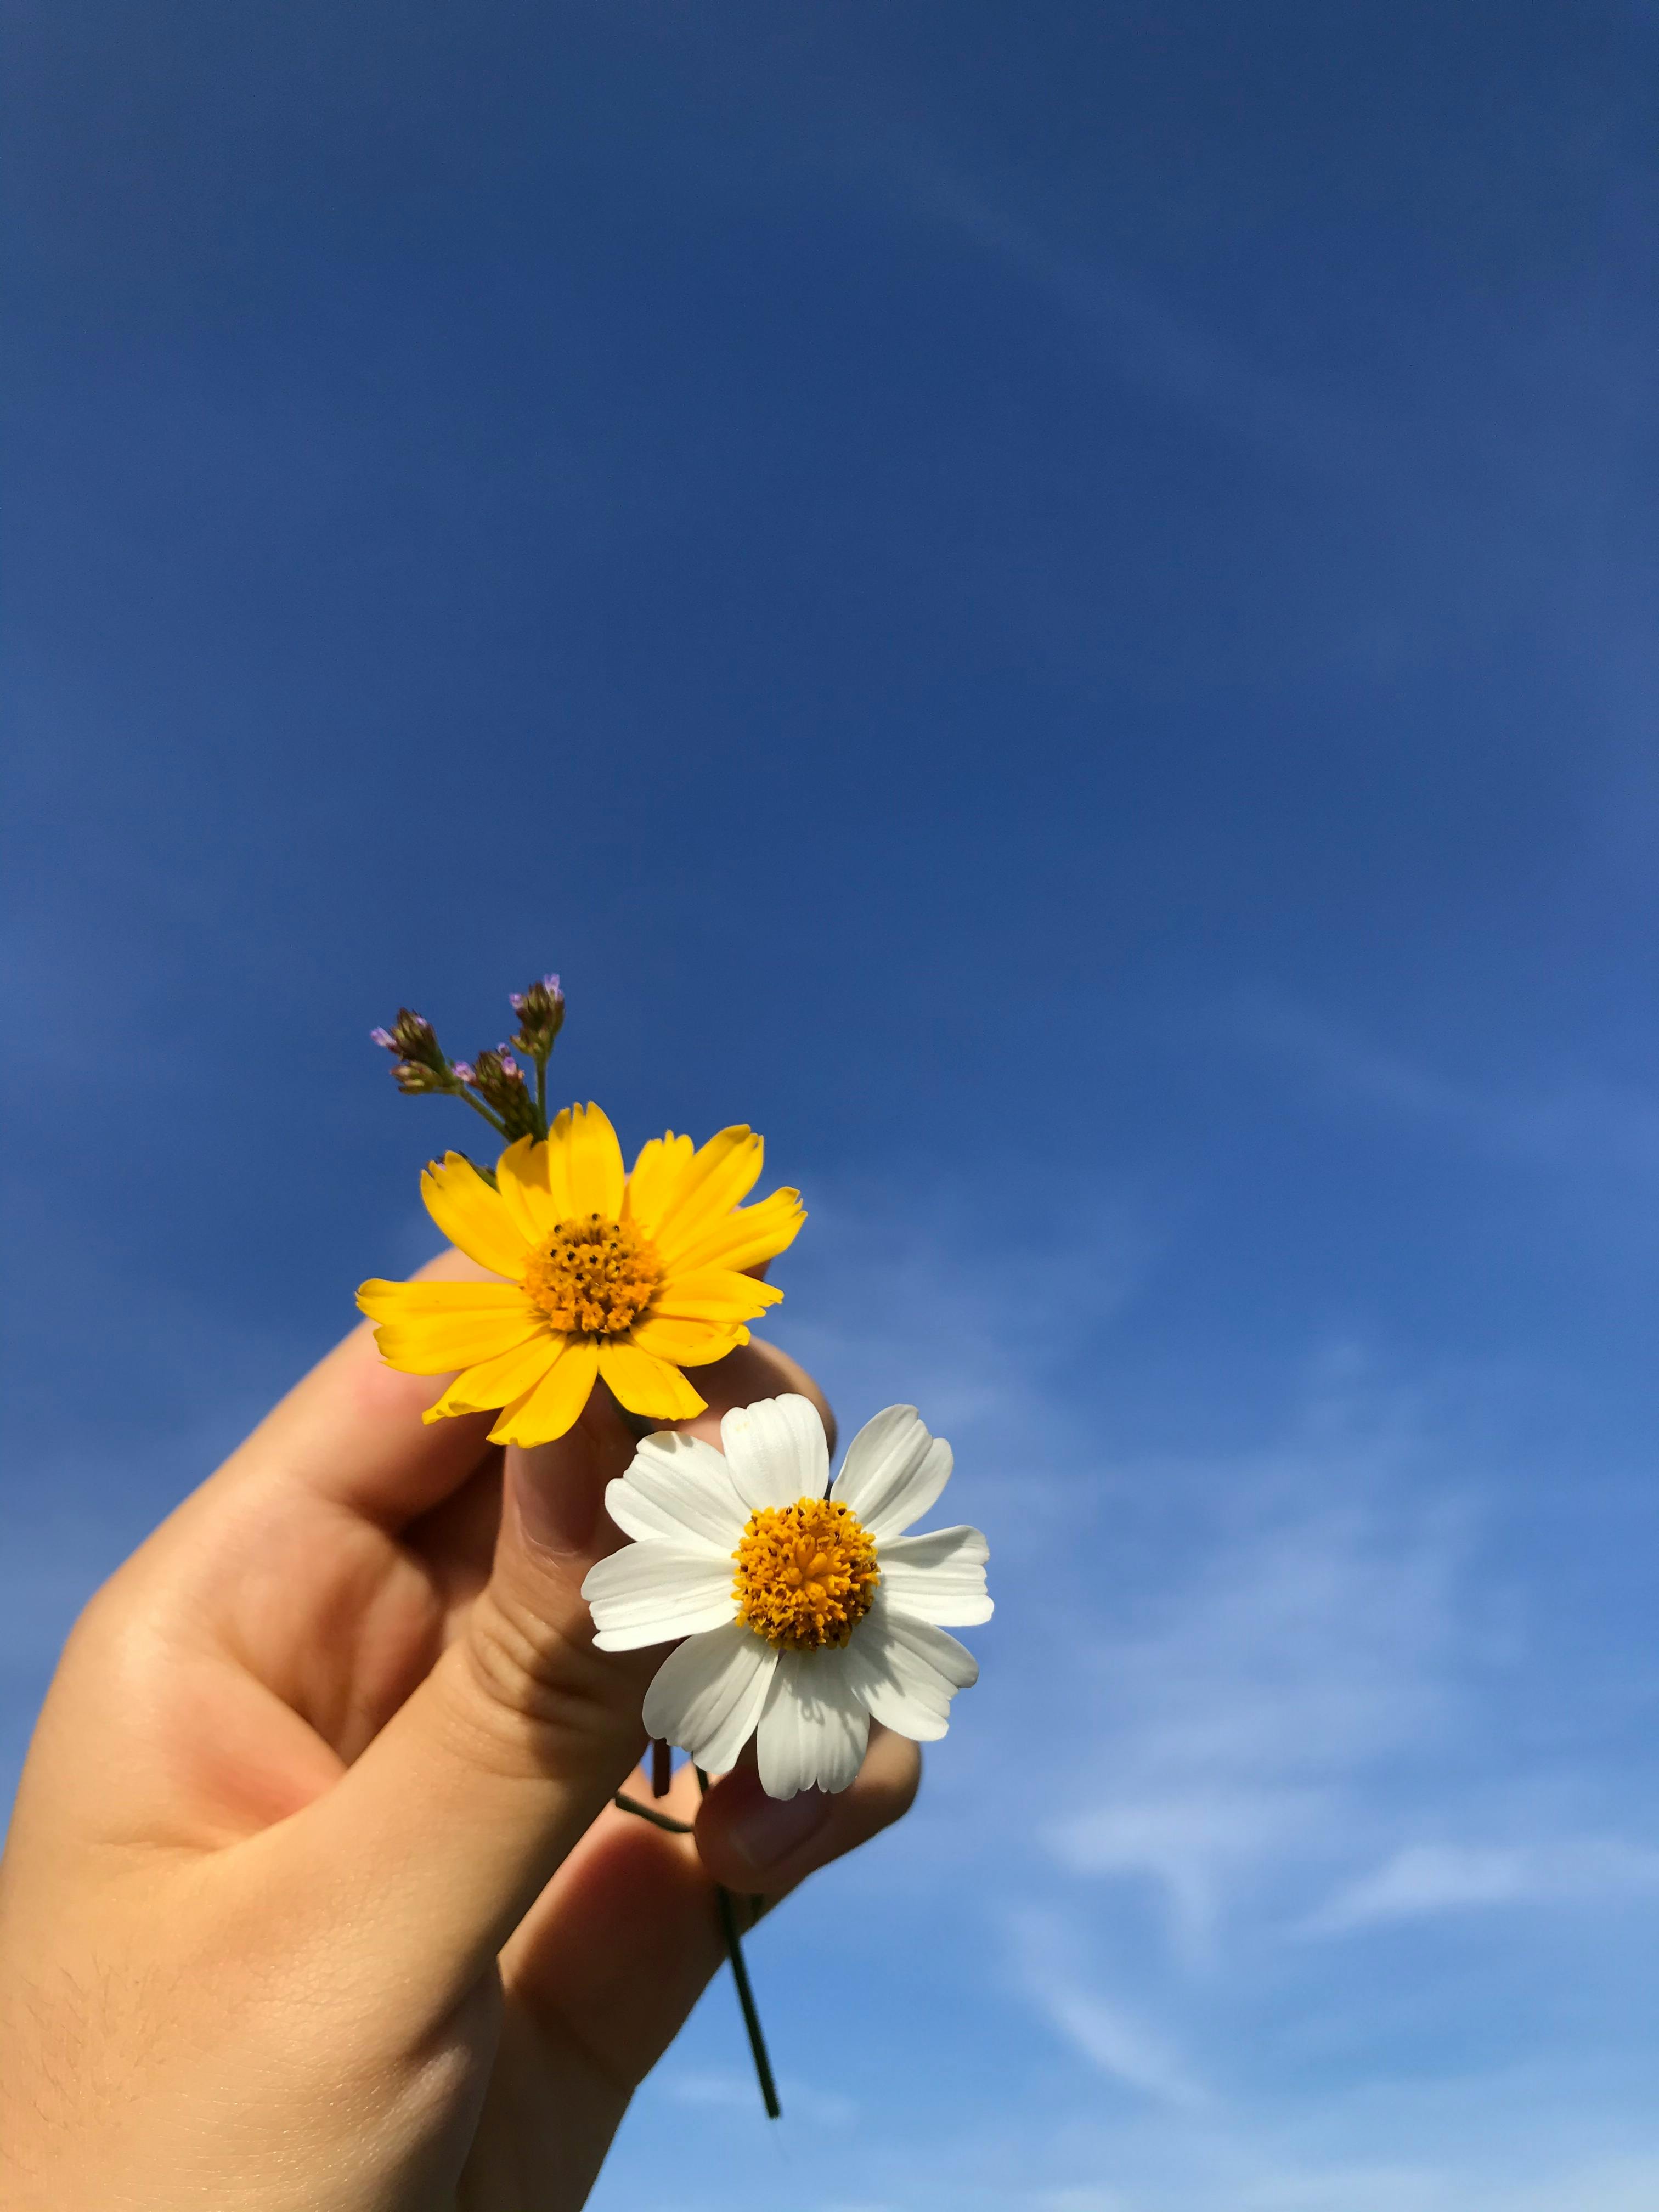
521;1214;662;1336
732;1498;881;1651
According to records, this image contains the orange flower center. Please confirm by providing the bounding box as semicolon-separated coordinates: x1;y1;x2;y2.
521;1214;662;1336
732;1498;881;1651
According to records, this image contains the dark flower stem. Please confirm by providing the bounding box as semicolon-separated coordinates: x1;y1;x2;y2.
712;1884;781;2119
696;1767;781;2120
612;1791;692;1836
611;1774;782;2120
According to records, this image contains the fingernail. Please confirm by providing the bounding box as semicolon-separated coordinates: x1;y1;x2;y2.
510;1445;601;1558
726;1786;832;1873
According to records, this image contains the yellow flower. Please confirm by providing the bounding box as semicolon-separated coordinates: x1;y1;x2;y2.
357;1104;805;1446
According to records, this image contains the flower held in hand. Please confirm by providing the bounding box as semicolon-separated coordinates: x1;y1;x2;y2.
358;1105;804;1444
582;1395;990;1798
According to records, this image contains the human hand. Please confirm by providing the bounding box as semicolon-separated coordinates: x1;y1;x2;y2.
0;1254;918;2211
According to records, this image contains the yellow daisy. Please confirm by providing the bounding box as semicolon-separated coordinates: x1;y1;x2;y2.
357;1103;805;1446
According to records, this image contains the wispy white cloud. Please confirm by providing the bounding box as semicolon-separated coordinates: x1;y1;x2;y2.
1029;1349;1480;1963
1305;1835;1659;1935
886;152;1387;503
773;1176;1150;1441
1230;989;1659;1180
1010;1906;1206;2107
1029;2190;1133;2212
1494;2158;1659;2212
1047;1784;1336;1957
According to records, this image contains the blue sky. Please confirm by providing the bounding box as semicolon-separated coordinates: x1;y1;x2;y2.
7;3;1659;2204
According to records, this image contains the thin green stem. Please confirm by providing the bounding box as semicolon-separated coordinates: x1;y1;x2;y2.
695;1768;781;2119
450;1081;509;1139
534;1049;549;1138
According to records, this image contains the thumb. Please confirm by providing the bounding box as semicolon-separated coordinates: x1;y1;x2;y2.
283;1385;653;2025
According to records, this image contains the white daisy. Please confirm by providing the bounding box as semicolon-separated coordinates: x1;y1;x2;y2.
582;1393;991;1798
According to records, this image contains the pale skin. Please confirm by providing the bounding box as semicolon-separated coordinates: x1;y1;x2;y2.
0;1252;919;2210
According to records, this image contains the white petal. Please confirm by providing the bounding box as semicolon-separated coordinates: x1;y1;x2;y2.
582;1543;736;1650
877;1525;993;1626
755;1647;871;1798
720;1393;829;1512
840;1594;978;1743
642;1620;777;1772
831;1404;952;1539
604;1430;747;1550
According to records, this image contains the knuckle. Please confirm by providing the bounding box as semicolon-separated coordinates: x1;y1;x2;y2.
454;1580;643;1771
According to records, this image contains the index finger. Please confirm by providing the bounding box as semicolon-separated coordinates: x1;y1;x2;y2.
222;1248;498;1529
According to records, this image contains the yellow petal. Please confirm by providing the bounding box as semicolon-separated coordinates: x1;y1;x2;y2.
369;1305;548;1375
488;1338;600;1446
357;1278;534;1321
420;1153;529;1279
630;1312;749;1365
547;1102;624;1220
651;1125;766;1262
598;1340;710;1417
648;1265;783;1323
422;1332;565;1421
623;1132;696;1238
663;1187;806;1277
495;1135;561;1245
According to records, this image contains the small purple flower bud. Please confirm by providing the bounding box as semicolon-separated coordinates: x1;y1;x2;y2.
391;1059;448;1094
508;972;566;1060
462;1043;538;1137
375;1007;446;1071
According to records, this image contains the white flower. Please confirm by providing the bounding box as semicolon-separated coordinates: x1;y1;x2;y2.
582;1393;991;1798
